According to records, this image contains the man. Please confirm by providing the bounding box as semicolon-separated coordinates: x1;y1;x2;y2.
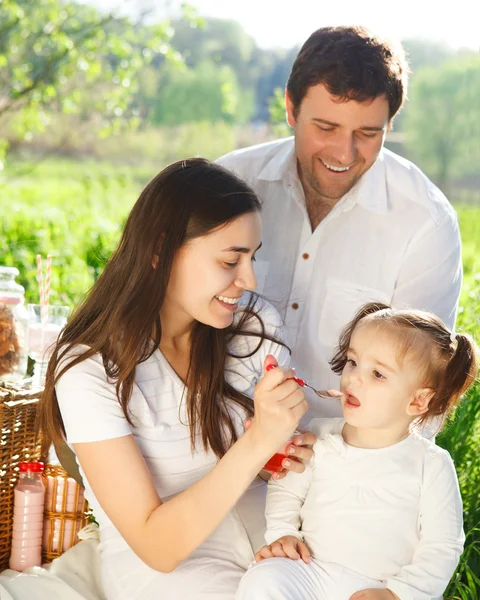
217;26;462;422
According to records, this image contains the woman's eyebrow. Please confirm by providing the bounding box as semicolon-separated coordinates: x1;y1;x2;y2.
222;242;262;253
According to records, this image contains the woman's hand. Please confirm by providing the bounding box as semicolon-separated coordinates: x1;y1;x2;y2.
248;355;309;459
273;428;316;479
244;419;316;480
255;535;311;563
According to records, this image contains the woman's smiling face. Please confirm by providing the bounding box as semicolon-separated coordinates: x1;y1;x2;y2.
163;211;262;332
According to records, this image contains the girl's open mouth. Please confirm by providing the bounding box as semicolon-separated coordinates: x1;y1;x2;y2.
345;392;361;408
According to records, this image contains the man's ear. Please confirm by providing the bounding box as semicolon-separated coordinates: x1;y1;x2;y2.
285;89;297;128
406;388;435;417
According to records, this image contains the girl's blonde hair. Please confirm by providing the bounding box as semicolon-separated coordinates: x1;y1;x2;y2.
330;302;479;429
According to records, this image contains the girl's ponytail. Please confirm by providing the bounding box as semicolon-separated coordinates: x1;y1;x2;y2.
420;332;478;423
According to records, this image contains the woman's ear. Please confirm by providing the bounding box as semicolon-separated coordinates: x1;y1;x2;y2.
406;388;435;416
152;234;165;269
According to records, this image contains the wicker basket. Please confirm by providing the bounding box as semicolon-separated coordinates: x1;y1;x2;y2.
42;464;90;562
0;381;43;572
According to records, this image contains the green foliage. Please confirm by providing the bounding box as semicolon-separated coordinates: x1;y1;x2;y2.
0;158;144;305
404;56;480;188
154;60;252;125
268;87;290;137
0;0;176;162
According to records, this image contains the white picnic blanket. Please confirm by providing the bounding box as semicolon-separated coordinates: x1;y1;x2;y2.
0;525;105;600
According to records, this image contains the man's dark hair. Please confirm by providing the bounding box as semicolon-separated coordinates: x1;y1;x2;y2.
287;25;409;120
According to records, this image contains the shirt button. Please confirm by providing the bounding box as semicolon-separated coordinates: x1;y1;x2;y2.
302;253;309;260
291;303;299;310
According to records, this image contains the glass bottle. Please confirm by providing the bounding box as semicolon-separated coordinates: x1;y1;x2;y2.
0;266;29;382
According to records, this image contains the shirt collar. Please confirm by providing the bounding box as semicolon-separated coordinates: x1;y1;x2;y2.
258;137;297;182
258;137;389;215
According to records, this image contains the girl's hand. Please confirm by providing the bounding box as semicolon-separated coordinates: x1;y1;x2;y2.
248;355;308;457
350;589;400;600
255;535;311;563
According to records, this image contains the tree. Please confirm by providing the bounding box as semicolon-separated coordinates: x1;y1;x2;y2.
153;60;250;125
0;0;177;166
404;55;480;190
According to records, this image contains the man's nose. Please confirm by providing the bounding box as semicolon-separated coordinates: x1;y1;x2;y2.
334;133;357;165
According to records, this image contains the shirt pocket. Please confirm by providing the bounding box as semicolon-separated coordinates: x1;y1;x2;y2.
254;259;270;294
318;278;391;348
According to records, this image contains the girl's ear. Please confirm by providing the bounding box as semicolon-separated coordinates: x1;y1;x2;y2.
406;388;435;416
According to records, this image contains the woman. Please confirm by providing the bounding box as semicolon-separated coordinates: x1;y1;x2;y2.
36;158;315;599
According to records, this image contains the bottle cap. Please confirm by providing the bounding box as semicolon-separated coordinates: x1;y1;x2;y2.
19;462;45;473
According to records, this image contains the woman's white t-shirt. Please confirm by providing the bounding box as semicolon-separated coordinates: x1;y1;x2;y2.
55;296;290;599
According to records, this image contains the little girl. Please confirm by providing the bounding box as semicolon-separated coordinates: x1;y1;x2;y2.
236;302;478;600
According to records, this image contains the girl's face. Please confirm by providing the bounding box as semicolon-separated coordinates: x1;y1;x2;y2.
163;211;262;332
339;323;426;431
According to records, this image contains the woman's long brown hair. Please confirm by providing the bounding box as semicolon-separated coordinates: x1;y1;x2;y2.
36;158;285;459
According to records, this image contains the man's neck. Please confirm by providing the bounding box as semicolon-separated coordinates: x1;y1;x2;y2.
303;185;339;231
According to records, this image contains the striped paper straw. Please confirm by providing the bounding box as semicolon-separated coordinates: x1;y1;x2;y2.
36;254;46;323
44;254;52;322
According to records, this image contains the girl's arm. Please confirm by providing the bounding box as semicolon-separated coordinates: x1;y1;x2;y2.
264;456;313;544
385;449;465;600
70;363;307;574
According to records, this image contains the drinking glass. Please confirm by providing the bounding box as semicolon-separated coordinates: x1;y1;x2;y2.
27;304;70;386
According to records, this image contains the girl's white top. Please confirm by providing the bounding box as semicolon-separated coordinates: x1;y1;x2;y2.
265;418;465;600
56;295;290;599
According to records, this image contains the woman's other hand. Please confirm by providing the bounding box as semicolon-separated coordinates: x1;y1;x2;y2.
244;418;316;480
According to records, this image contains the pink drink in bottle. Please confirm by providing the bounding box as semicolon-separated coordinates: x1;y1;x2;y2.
9;462;45;571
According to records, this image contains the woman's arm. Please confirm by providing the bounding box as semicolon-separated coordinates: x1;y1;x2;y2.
73;363;308;573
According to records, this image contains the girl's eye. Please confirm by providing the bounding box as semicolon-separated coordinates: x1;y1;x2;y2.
373;370;386;380
346;358;357;367
224;262;238;268
251;255;257;262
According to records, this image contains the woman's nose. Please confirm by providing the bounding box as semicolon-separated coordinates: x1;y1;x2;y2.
235;262;257;291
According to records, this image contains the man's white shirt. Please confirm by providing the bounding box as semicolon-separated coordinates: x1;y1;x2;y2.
217;138;462;422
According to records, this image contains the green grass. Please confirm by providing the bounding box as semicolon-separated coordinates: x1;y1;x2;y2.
439;206;480;599
0;157;156;306
0;159;479;597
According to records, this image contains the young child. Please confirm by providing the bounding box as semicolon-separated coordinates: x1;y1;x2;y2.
236;302;479;600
